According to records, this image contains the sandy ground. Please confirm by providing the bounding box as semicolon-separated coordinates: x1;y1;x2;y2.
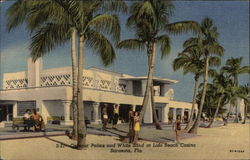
0;123;249;160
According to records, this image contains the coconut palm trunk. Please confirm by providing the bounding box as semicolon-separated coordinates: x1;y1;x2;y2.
234;105;239;123
189;57;209;134
207;95;222;128
184;74;199;131
77;35;87;149
242;102;247;124
150;82;162;130
225;104;232;125
139;42;156;124
71;28;78;139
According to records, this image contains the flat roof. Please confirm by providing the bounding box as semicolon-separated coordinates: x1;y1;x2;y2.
120;76;178;84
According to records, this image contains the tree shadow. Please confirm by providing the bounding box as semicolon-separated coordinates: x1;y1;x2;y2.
113;128;128;134
159;137;175;142
45;136;76;149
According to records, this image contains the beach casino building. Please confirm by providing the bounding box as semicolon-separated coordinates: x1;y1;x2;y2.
0;58;198;127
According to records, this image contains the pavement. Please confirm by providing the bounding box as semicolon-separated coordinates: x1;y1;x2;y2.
0;121;226;142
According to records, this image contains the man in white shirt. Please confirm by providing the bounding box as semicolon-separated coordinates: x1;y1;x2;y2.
23;109;32;131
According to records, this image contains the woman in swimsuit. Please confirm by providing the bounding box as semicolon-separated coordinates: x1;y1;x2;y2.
173;115;181;143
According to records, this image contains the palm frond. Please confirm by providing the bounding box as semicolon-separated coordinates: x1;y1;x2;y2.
6;0;41;32
209;56;221;67
157;35;171;58
183;37;199;48
30;23;70;61
137;1;156;21
87;14;120;43
86;30;116;66
166;21;201;35
205;42;224;57
238;66;250;74
172;56;189;71
101;0;128;13
116;39;145;51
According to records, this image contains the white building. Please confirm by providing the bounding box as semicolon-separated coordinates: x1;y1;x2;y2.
0;58;197;127
223;98;246;120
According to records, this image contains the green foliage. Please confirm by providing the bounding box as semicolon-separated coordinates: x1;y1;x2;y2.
222;57;250;86
86;30;116;66
30;23;71;61
118;0;199;59
7;0;127;66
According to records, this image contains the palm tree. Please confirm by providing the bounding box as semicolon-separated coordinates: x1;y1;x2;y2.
7;0;79;139
7;0;126;149
222;57;250;123
117;0;200;129
206;70;230;128
222;57;249;86
173;46;220;130
187;17;224;134
239;84;250;124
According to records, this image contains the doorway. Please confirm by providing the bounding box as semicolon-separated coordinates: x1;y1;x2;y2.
0;105;13;122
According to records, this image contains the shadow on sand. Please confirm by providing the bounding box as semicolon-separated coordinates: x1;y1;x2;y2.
45;136;76;149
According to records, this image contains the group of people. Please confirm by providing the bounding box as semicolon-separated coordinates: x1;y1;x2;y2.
101;104;120;130
101;104;141;144
23;109;45;131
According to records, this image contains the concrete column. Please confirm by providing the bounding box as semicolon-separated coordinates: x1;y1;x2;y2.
63;101;71;121
36;100;48;124
181;109;185;122
141;80;147;96
61;101;72;125
161;84;169;97
188;109;191;120
93;102;101;124
162;104;169;123
132;104;136;111
12;101;18;118
172;108;176;121
27;58;42;87
239;99;245;121
181;109;184;117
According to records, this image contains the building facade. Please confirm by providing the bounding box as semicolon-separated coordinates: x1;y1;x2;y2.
0;58;198;127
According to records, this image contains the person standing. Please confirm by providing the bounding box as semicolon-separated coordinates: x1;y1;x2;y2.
112;104;119;129
173;115;181;143
102;104;108;130
133;111;140;144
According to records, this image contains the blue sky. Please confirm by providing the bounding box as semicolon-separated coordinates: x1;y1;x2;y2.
0;1;249;102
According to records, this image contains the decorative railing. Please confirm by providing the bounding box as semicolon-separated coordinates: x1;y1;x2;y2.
99;79;112;90
39;73;126;93
4;79;28;89
40;74;71;87
4;73;127;94
82;76;94;88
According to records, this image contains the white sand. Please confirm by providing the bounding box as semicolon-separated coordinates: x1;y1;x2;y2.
0;123;249;160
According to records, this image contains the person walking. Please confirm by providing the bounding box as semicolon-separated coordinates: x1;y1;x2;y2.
173;115;182;143
133;111;140;144
112;104;119;129
102;104;108;130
